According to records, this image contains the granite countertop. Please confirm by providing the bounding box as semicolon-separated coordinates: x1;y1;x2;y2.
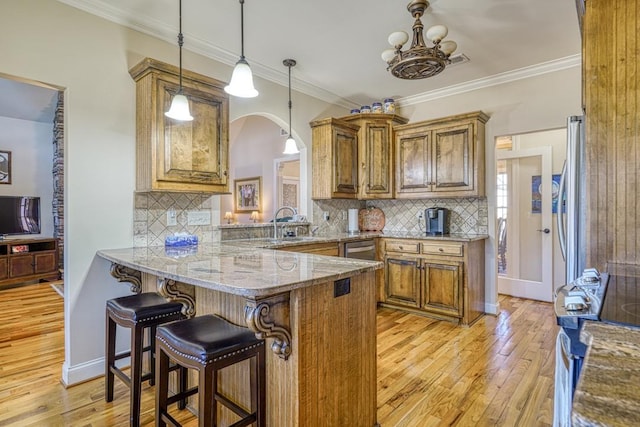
572;321;640;426
225;232;488;249
97;243;382;298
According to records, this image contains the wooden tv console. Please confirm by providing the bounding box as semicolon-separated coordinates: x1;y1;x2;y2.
0;238;59;286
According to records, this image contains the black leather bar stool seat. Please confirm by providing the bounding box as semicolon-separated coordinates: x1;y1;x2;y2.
105;292;184;427
155;314;266;427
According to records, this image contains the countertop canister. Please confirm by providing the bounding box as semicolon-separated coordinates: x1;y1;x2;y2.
383;98;396;114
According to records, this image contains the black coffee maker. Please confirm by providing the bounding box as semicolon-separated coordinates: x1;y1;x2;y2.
425;207;449;235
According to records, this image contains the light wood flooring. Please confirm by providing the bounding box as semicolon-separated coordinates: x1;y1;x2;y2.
0;283;558;426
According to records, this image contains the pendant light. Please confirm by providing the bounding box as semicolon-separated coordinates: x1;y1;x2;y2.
224;0;259;98
165;0;193;121
282;59;299;155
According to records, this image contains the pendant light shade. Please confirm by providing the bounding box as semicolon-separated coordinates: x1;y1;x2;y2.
225;58;258;98
283;136;298;155
282;58;299;155
224;0;258;98
165;0;193;121
165;93;193;121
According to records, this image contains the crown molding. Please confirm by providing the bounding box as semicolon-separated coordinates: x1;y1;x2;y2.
56;0;578;111
397;54;582;107
56;0;355;109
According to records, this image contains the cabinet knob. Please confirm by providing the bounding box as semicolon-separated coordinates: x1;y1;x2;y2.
439;248;444;252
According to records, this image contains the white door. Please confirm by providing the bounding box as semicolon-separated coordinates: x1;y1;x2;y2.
496;146;554;302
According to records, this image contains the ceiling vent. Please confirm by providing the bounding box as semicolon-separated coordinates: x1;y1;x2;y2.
448;53;470;67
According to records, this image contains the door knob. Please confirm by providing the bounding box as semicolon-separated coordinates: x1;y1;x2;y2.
537;228;550;234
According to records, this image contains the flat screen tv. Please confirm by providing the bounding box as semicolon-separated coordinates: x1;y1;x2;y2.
0;196;41;236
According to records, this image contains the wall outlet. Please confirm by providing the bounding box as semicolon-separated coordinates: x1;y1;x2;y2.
341;211;347;220
187;210;211;226
167;209;177;226
323;211;330;221
416;210;424;220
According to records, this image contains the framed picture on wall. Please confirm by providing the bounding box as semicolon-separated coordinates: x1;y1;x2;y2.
234;176;262;213
0;150;11;184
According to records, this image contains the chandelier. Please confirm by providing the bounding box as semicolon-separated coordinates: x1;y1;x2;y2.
381;0;457;80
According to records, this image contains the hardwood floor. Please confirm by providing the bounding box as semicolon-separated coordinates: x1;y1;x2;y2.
0;283;558;426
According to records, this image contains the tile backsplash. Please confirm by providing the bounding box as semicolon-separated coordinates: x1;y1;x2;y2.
312;198;487;235
134;192;219;247
134;193;487;247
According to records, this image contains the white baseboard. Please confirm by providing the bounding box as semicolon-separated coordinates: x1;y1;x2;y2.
485;302;500;316
61;357;105;387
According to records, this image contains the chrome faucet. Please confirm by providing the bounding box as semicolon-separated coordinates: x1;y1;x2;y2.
272;206;297;239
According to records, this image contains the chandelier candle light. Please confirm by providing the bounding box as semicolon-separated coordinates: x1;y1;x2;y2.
225;0;259;98
282;59;299;155
165;0;193;120
381;0;457;80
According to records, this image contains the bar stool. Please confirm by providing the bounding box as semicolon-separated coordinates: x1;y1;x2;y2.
155;314;266;427
105;292;185;427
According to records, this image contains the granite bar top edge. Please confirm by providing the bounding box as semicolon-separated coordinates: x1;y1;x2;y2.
571;321;640;426
97;245;382;298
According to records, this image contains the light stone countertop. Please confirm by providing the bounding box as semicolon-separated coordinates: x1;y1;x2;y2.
97;243;382;298
224;231;488;250
572;321;640;426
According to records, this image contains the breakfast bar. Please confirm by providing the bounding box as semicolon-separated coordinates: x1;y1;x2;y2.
97;243;382;426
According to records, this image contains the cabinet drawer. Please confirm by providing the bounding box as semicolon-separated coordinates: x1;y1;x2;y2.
422;242;464;257
384;240;420;254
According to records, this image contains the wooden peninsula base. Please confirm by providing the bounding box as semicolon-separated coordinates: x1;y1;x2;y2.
99;244;380;427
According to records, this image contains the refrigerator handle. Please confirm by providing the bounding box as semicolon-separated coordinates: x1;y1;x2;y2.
557;161;567;261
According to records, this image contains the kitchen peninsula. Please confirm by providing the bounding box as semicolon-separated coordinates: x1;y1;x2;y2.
97;243;382;426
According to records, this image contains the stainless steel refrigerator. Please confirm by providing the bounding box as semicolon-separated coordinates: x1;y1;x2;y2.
557;115;587;284
553;115;588;427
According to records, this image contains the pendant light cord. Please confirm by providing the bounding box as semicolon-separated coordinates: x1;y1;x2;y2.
178;0;184;91
288;64;292;137
239;0;245;60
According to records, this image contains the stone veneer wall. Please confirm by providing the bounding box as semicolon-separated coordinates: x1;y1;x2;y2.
52;91;64;271
133;192;219;247
312;198;488;235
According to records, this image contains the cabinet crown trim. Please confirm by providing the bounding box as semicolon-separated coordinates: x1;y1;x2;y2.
394;111;489;131
129;57;227;90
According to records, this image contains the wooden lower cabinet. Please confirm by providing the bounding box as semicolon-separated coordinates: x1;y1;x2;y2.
384;256;420;307
422;259;463;318
380;238;485;325
0;238;59;287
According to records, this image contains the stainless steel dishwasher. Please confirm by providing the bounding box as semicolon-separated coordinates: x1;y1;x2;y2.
343;239;376;260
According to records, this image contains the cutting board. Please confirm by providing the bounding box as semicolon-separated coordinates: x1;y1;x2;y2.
358;207;385;232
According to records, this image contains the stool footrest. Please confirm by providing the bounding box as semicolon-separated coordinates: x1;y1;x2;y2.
110;366;132;387
166;386;198;405
215;393;252;419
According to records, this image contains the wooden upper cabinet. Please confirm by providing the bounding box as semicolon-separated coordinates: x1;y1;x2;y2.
311;118;360;199
129;58;230;193
395;111;489;198
340;114;409;199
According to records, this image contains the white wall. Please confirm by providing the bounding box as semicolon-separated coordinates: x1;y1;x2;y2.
0;0;342;385
0;116;55;237
221;115;300;224
398;67;582;314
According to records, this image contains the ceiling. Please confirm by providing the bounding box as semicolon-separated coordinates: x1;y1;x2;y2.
3;0;582;122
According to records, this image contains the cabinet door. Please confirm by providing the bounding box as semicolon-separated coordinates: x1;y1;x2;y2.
333;126;358;196
384;256;420;307
431;123;474;194
157;78;228;189
9;255;35;277
361;121;393;198
34;252;57;274
0;258;7;280
421;260;463;318
395;130;431;196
